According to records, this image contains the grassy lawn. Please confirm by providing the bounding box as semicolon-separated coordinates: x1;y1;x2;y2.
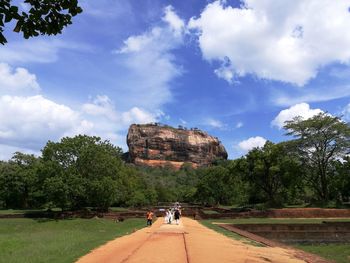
202;210;220;215
294;244;350;263
200;220;264;247
0;218;145;263
202;218;350;262
109;207;130;212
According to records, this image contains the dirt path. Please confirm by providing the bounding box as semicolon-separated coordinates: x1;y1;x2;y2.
76;218;308;263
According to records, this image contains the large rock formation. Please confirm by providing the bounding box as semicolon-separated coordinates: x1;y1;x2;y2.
127;124;228;169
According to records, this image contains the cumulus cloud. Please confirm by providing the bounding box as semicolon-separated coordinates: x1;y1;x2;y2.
82;95;158;125
82;95;118;121
272;103;323;129
0;63;40;95
162;6;185;36
0;95;87;148
114;5;185;109
189;0;350;86
0;93;164;160
238;136;267;152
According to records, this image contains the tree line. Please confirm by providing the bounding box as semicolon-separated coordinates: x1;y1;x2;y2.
0;113;349;210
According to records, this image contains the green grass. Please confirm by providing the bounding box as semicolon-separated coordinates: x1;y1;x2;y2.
202;210;219;215
294;243;350;263
201;218;350;247
200;220;264;247
0;218;145;263
109;207;130;212
202;218;350;262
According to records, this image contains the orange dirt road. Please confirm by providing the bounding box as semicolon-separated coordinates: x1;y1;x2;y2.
76;218;307;263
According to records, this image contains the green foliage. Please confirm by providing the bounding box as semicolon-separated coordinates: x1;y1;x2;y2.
195;164;248;206
40;135;125;210
238;141;304;207
284;113;350;202
0;0;82;44
0;153;41;208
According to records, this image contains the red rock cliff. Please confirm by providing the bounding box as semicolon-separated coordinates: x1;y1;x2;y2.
126;124;228;169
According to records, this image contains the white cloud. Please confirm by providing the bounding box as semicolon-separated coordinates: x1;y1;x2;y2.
0;95;86;148
272;103;323;129
121;107;157;125
0;63;40;95
206;118;225;129
214;65;235;84
82;95;118;121
162;6;185;36
238;136;267;152
236;122;243;129
114;5;184;110
0;93;165;160
82;95;158;125
189;0;350;86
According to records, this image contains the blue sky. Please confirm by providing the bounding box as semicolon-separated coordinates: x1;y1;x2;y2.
1;0;350;160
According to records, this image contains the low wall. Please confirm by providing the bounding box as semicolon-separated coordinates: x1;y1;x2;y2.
233;222;350;243
199;208;350;219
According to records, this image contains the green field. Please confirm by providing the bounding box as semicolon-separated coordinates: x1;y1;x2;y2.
295;243;350;263
200;220;264;247
202;210;220;215
0;218;145;263
201;218;350;263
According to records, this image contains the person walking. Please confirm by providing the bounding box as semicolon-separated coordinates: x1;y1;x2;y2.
167;209;173;224
146;210;154;226
164;209;169;223
174;209;180;225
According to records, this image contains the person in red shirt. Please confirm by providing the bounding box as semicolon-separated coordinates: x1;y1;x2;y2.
146;210;154;226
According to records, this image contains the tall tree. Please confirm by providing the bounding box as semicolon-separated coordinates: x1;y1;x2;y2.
284;113;350;202
240;141;302;207
0;0;82;44
41;135;124;210
0;152;41;208
195;166;241;206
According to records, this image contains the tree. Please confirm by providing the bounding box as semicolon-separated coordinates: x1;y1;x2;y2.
41;135;124;210
0;153;41;208
332;157;350;202
0;0;82;44
238;141;303;207
284;113;350;202
195;166;239;206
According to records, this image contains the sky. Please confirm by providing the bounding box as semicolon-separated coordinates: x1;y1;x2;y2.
1;0;350;160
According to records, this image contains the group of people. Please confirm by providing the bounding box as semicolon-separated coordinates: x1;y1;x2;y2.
164;207;181;225
145;202;182;226
165;202;182;225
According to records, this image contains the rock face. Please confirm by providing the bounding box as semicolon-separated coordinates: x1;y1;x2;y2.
127;124;228;169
